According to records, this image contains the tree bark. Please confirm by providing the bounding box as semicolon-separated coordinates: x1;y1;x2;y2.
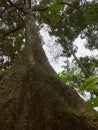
0;10;98;130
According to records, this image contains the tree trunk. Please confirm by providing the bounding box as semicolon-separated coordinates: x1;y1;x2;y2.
61;33;90;78
0;11;98;130
70;47;90;78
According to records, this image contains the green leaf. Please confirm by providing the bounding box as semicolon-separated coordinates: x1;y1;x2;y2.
0;0;8;6
79;76;98;92
83;3;98;25
86;97;98;108
44;0;64;26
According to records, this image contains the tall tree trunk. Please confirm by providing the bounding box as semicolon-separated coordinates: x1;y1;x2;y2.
70;46;90;78
61;34;90;78
0;10;98;130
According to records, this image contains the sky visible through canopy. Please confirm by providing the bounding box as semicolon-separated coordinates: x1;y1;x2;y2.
41;26;98;72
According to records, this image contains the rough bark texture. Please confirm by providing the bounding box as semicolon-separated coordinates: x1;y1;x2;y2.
0;11;98;130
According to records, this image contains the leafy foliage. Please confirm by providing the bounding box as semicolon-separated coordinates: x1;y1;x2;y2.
79;76;98;108
58;67;84;89
83;3;98;25
59;70;98;108
0;0;8;6
79;76;98;93
77;56;98;76
44;0;64;26
86;97;98;108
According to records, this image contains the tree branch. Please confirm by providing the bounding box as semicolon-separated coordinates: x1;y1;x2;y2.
59;2;80;9
32;7;48;12
8;0;27;14
0;24;24;42
59;2;74;7
8;0;78;13
31;1;79;12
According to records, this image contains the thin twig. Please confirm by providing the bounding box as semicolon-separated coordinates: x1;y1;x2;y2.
0;24;24;42
8;0;27;14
